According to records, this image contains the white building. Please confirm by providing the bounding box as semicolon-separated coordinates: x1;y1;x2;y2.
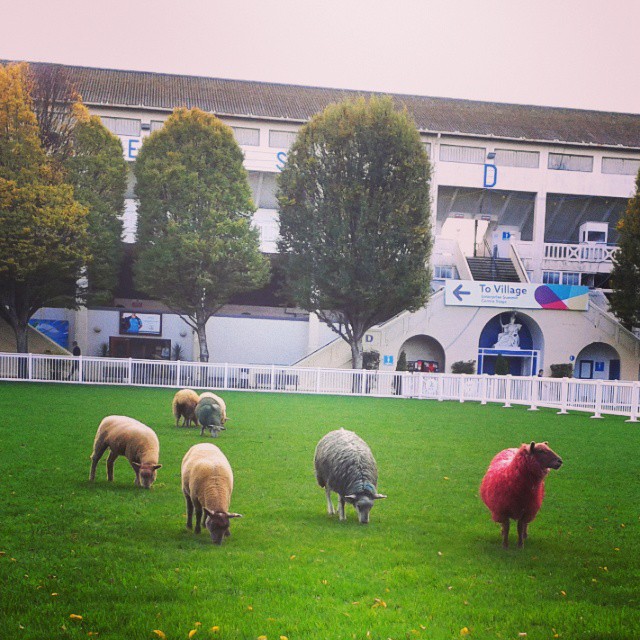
26;62;640;379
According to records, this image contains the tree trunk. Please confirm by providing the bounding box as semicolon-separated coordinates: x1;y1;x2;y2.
196;313;209;363
350;337;364;370
14;322;29;354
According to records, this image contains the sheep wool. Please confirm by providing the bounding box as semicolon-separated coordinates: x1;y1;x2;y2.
181;443;242;544
172;389;200;428
480;441;563;548
89;415;162;488
199;392;228;423
314;428;386;524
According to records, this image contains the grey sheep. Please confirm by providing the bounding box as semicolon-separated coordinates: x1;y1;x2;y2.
195;394;226;437
314;428;386;524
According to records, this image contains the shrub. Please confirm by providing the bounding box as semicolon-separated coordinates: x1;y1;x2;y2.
550;363;573;378
494;354;510;375
396;350;408;372
362;350;380;370
451;360;475;374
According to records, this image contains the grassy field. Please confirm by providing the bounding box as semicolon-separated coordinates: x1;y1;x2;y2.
0;382;638;640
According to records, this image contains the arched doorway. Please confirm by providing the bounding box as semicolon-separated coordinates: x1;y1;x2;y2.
575;342;621;380
398;335;445;373
478;311;544;376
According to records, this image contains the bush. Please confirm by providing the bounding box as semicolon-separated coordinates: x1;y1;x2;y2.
396;350;408;372
550;363;573;378
451;360;475;374
494;354;510;375
362;350;380;370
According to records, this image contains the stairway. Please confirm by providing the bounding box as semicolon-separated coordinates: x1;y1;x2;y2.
466;257;522;282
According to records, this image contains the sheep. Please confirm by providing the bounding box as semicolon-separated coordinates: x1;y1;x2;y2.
181;442;242;544
480;441;563;548
89;415;162;489
172;389;200;428
196;393;227;437
314;428;386;524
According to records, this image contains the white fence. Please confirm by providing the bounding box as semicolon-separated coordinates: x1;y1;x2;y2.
0;352;638;421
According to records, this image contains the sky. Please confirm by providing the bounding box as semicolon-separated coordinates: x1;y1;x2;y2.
1;0;639;114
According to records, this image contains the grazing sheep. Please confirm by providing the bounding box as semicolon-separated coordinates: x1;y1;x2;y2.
172;389;200;428
314;428;386;524
480;441;563;548
89;416;162;489
196;393;227;437
199;392;228;423
181;442;242;544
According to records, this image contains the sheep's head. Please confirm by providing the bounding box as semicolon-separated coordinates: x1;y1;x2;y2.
132;462;162;488
345;491;387;524
204;509;243;544
529;441;563;470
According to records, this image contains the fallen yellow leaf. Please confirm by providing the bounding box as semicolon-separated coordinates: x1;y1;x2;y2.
189;630;198;639
280;636;288;640
152;631;167;640
194;622;202;627
247;606;253;611
51;593;59;597
460;627;470;636
257;636;268;640
70;614;83;621
211;627;220;633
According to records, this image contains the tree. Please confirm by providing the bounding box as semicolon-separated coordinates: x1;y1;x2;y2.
134;108;269;361
494;354;510;375
609;170;640;330
64;104;127;305
0;63;89;353
277;96;433;369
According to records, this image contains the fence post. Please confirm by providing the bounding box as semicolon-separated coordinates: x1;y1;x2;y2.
437;374;444;402
224;363;229;390
503;375;512;408
557;377;569;415
528;375;539;411
270;364;275;392
128;357;133;384
591;379;604;419
626;382;640;423
316;368;321;394
459;374;465;403
28;353;33;380
481;374;488;405
78;356;84;384
176;360;181;387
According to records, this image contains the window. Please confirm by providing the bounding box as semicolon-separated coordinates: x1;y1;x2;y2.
434;265;457;279
232;126;260;146
562;272;580;286
100;116;141;136
548;153;593;172
150;120;164;132
602;157;640;175
543;271;560;284
248;171;279;210
494;148;540;168
269;130;297;148
439;144;486;164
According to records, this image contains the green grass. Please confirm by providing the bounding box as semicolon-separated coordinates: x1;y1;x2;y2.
0;383;639;640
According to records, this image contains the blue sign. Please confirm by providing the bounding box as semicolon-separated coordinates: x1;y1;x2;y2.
383;355;394;365
502;231;511;240
29;319;69;349
483;163;498;188
276;151;287;171
595;361;605;372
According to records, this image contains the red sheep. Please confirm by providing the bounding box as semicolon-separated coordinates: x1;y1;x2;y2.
480;441;563;548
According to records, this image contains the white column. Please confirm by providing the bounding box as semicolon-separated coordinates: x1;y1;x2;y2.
531;190;547;283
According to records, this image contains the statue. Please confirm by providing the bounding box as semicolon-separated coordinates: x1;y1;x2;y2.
494;312;521;349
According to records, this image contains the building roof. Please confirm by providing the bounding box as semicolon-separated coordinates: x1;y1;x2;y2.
12;60;640;150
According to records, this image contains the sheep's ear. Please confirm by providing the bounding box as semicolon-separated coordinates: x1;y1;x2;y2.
374;493;387;500
530;441;536;453
203;508;214;518
152;464;162;470
227;513;243;518
345;494;357;500
131;461;141;469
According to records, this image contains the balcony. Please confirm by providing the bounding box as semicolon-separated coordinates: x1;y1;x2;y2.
516;241;618;275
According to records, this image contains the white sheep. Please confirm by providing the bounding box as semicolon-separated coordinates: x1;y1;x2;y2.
172;388;200;428
89;415;162;488
181;442;242;544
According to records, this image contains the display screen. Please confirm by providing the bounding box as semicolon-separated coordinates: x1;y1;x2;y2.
119;312;162;336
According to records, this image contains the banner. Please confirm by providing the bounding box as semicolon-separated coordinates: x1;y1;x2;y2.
445;280;589;311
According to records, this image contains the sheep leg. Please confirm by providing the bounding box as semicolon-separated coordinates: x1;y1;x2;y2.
338;495;346;521
500;519;510;548
324;486;335;515
194;504;203;534
517;520;528;548
184;492;194;530
106;451;118;482
89;441;109;481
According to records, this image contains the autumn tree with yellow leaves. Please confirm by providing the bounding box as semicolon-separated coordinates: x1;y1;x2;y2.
0;63;90;353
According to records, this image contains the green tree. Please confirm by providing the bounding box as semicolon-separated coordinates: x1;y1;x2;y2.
494;354;510;375
610;170;640;329
64;104;127;305
277;96;433;369
134;108;269;361
0;63;89;353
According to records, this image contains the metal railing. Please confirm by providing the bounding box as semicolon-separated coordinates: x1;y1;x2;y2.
0;351;638;421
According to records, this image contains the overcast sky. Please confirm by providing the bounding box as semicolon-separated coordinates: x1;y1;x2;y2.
2;0;639;113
